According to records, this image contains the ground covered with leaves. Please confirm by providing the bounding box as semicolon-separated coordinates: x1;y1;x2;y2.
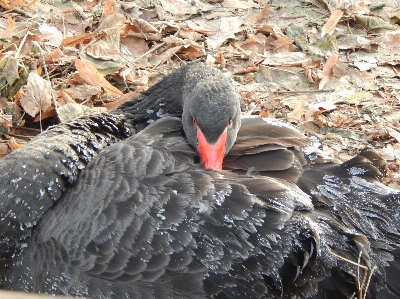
0;0;399;187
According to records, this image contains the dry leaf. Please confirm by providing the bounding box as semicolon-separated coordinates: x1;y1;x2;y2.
0;57;19;86
332;60;348;78
319;54;338;90
33;106;56;122
56;103;105;123
0;0;23;10
103;0;118;16
287;102;305;123
157;0;192;15
176;45;200;60
304;101;337;122
86;43;121;61
39;23;63;47
179;29;203;41
59;88;76;105
282;95;308;123
0;16;15;39
0;143;8;157
45;48;64;61
344;91;373;105
387;127;400;143
0;114;12;127
20;71;52;117
206;17;243;50
356;15;397;31
120;36;149;57
74;59;123;96
61;33;101;47
302;59;321;83
8;137;25;150
249;6;270;25
322;10;343;36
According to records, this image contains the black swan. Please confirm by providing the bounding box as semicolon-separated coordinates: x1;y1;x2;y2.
0;60;399;298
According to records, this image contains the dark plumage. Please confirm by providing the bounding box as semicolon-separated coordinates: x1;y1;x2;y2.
0;60;400;299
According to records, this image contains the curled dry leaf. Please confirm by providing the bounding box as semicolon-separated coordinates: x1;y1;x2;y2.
74;59;123;96
20;71;52;117
61;33;104;48
321;10;343;36
319;54;338;90
8;137;25;150
121;19;161;41
176;45;200;60
302;59;321;83
179;29;203;41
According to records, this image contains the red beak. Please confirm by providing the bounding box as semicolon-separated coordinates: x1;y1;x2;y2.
197;127;227;170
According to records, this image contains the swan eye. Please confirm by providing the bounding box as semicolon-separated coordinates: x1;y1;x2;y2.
227;119;233;127
193;118;197;125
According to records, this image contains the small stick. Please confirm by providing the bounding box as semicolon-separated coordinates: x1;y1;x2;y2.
33;41;57;108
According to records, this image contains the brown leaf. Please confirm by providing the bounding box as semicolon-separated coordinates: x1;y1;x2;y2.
319;54;338;90
8;137;25;150
304;101;337;122
176;45;200;60
332;60;348;78
20;71;53;117
103;91;138;111
179;29;203;42
0;16;15;39
86;43;121;61
45;48;64;61
249;5;270;25
302;59;321;83
59;88;76;105
120;20;161;41
33;106;56;122
287;101;305;123
74;59;123;96
282;95;309;123
61;33;102;47
0;0;23;10
322;10;343;36
120;36;149;57
103;0;118;16
0;143;8;157
265;34;296;52
130;18;158;34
